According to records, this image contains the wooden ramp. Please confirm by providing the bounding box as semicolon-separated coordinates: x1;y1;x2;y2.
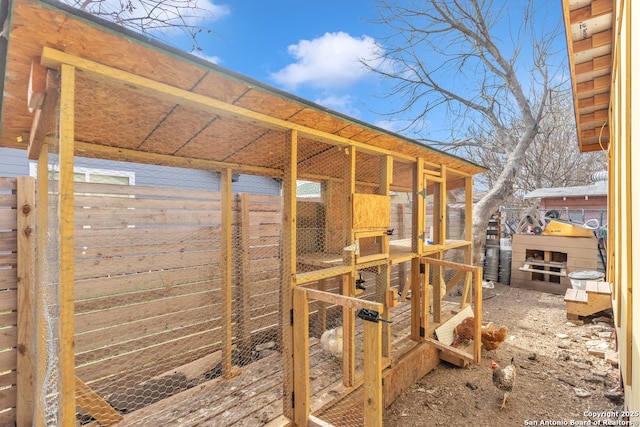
564;281;612;319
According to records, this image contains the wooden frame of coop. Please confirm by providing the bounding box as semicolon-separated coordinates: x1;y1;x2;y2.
0;1;486;425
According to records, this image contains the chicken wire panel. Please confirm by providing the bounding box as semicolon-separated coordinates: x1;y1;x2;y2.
296;138;351;271
36;69;290;425
424;179;443;245
446;178;467;241
303;277;376;427
71;175;224;422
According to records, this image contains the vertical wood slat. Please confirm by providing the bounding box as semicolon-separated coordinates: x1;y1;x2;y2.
292;287;309;427
344;147;356;386
379;155;392;358
410;158;425;340
58;63;76;426
341;275;355;387
220;168;233;378
34;146;48;427
473;266;483;364
283;130;297;420
363;318;383;427
16;177;35;427
422;262;430;340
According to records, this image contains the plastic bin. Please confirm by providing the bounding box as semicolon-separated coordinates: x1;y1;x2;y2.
568;270;605;291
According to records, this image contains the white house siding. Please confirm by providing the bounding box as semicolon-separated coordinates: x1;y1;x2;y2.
0;147;281;195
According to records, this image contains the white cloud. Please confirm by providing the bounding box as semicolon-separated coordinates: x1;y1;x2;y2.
313;94;361;118
271;32;383;91
191;51;222;65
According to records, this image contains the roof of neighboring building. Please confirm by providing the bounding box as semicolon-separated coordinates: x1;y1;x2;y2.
524;171;607;199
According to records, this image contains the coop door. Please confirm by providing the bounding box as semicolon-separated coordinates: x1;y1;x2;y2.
422;175;444;250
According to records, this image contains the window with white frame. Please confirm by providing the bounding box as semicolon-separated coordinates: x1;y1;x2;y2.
29;163;135;185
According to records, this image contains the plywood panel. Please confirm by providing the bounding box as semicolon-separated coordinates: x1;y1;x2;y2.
352;193;390;229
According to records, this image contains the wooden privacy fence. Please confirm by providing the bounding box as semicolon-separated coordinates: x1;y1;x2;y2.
27;180;284;423
0;177;36;426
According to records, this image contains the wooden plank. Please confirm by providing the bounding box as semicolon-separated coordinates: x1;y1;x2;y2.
518;267;567;277
75;377;123;425
473;266;483;363
304;288;382;312
34;147;48;427
220;169;233;379
352;193;390;230
58;63;76;425
296;266;353;285
16;177;35;427
28;68;59;159
293;288;310;426
282;129;297;420
363;318;382;427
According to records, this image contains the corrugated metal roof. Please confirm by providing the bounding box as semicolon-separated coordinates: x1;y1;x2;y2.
523;180;607;199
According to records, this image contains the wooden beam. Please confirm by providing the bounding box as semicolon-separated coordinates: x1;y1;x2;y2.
363;319;383;427
292;288;310;427
34;146;48;427
573;29;613;53
28;69;60;160
342;274;355;387
282;130;297;420
16;177;35;427
40;47;415;161
473;267;483;363
220;168;233;379
75;377;123;425
424;256;484;273
58;63;76;426
72;140;283;178
569;0;613;24
28;57;46;112
574;54;612;75
304;287;382;311
295;266;353;285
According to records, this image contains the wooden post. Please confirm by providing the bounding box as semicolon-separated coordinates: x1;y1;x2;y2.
282;130;297;419
421;261;430;339
220;168;234;378
363;317;383;427
58;63;76;425
342;274;355;386
379;156;392;358
34;145;48;427
410;158;425;341
16;176;35;427
292;288;309;427
473;267;483;364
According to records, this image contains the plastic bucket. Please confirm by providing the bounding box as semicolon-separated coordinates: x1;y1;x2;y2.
568;270;605;291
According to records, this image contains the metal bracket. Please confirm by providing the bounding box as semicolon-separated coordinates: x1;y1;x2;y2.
356;309;392;324
343;240;360;256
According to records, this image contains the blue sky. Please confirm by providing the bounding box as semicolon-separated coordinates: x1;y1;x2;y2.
78;0;568;144
188;0;393;129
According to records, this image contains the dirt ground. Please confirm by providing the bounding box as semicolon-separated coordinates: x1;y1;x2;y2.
383;282;626;427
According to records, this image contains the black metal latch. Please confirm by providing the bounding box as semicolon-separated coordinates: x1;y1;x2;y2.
356;309;392;323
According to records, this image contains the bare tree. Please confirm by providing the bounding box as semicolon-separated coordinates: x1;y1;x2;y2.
62;0;227;51
471;90;607;206
368;0;565;264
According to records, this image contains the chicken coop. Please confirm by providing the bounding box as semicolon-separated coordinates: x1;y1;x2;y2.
0;0;486;426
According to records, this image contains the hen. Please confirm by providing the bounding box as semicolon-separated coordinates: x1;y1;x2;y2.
452;316;475;348
321;326;343;357
481;325;508;356
491;357;516;409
